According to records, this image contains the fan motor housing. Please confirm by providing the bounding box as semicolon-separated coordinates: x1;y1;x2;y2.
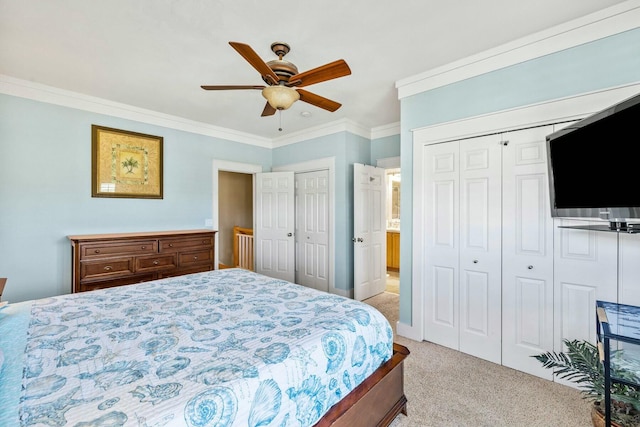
263;42;298;84
264;60;298;84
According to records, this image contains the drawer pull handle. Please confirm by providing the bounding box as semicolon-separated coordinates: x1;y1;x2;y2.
141;246;147;249
94;249;101;254
153;260;159;265
169;244;174;247
104;266;112;271
193;256;198;260
202;240;207;244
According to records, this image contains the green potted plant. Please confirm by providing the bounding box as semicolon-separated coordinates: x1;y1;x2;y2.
533;339;640;427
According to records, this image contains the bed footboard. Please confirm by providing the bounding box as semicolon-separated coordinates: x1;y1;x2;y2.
314;343;410;427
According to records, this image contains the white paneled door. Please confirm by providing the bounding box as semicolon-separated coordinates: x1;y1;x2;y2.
353;163;386;301
501;126;555;378
255;171;295;282
458;136;502;363
423;135;502;364
295;170;330;292
422;142;460;350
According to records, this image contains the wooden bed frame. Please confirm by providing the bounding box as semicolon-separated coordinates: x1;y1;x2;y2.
314;343;410;427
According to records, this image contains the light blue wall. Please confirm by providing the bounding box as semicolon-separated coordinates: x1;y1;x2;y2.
0;94;272;302
0;92;398;302
371;134;400;165
398;28;640;324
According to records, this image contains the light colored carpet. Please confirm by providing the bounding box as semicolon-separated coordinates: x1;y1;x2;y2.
363;292;593;427
386;271;400;294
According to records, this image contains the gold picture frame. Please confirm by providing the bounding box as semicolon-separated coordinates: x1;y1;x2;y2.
91;125;163;199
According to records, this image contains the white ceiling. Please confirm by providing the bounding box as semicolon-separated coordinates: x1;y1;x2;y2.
0;0;627;140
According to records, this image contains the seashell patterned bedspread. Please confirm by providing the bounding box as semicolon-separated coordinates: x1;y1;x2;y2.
0;268;393;427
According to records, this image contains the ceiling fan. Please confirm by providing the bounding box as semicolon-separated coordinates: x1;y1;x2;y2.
201;41;351;117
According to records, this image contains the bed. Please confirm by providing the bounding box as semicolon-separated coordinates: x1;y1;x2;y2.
0;268;408;427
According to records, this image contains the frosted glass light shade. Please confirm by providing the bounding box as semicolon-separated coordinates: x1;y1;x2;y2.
262;86;300;110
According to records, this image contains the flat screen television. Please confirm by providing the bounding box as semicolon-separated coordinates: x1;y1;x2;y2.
546;91;640;226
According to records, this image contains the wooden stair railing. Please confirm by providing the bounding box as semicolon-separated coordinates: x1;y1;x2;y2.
233;226;254;271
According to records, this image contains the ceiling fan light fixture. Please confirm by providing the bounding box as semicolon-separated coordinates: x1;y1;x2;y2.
262;86;300;110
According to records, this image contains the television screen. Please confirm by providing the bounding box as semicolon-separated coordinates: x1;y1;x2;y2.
546;92;640;221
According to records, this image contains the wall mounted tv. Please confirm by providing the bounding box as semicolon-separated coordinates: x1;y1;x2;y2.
546;91;640;225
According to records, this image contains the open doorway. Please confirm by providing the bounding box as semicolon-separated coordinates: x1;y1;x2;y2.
385;168;400;294
218;171;254;269
212;160;262;270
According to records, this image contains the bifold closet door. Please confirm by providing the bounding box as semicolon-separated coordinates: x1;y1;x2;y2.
423;136;502;363
295;170;330;293
423;142;460;350
550;119;618;387
458;136;502;364
501;126;554;379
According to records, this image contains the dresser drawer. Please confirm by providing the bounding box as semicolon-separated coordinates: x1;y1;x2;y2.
80;240;157;258
81;258;134;281
79;273;156;292
160;236;213;253
178;249;212;266
136;254;177;272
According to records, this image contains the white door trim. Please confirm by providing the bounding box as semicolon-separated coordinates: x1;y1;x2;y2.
212;159;262;269
412;84;640;145
273;157;336;294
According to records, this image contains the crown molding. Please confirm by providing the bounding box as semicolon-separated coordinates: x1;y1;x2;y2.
396;0;640;99
270;118;373;148
1;74;401;147
371;122;400;140
0;74;274;148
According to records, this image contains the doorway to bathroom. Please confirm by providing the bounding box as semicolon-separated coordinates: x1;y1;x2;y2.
385;168;400;294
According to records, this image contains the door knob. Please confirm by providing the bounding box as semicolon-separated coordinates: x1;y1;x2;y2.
473;259;478;264
287;233;293;237
527;265;533;269
357;237;364;242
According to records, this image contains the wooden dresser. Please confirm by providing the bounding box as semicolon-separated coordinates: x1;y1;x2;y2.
68;229;217;293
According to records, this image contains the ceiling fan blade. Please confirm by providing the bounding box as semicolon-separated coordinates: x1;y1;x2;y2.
261;102;276;117
297;89;342;112
287;59;351;87
229;41;280;85
201;85;265;90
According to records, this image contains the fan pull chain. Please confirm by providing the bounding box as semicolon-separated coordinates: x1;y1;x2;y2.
278;110;283;132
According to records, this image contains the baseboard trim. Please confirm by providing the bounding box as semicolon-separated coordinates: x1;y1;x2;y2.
396;321;422;341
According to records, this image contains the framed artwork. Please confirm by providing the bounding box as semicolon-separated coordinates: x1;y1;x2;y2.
91;125;163;199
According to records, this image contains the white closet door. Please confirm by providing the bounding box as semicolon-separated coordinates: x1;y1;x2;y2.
423;142;460;350
295;170;330;293
551;118;618;359
458;135;502;363
553;219;618;345
501;126;555;378
619;233;640;306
